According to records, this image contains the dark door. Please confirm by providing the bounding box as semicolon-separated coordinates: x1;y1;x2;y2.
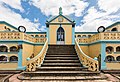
57;27;65;44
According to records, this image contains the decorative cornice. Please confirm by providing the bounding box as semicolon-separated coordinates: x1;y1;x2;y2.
26;32;46;34
75;32;97;34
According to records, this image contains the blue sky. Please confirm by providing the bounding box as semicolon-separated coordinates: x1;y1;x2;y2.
0;0;120;32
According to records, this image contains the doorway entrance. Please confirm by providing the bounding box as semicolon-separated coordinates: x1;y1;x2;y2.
57;27;65;44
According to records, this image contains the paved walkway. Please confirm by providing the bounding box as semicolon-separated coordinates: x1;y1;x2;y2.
22;80;111;82
104;74;119;82
8;74;120;82
9;74;22;82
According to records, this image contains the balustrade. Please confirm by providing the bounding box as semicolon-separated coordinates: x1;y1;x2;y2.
75;39;99;71
0;32;46;43
35;38;47;43
26;39;48;71
0;32;21;40
77;32;120;44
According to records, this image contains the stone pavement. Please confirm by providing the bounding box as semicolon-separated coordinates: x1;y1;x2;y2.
9;74;22;82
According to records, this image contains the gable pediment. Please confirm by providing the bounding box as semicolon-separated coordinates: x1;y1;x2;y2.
47;15;75;24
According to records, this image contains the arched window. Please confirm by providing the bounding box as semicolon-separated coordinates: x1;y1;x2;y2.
0;45;8;52
116;46;120;52
106;46;114;54
40;35;44;37
116;56;120;61
35;35;39;37
77;35;81;38
82;35;86;38
0;56;7;62
10;46;18;52
111;28;117;32
10;56;18;62
105;56;115;62
88;35;91;38
31;35;34;37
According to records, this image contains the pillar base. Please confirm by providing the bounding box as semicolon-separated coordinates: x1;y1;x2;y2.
101;66;107;70
16;66;26;70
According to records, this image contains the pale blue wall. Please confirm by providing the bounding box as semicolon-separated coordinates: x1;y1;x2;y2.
17;42;26;70
72;27;75;44
101;43;107;70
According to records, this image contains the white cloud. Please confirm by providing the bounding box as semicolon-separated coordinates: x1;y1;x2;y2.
98;0;120;13
75;19;113;32
0;0;24;12
82;6;119;24
0;0;119;32
75;25;85;32
82;7;104;23
0;2;40;32
76;0;120;32
39;26;47;32
30;0;88;17
31;0;120;32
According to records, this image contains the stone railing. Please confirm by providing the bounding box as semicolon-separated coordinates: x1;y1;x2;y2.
0;32;46;43
77;33;100;43
75;39;99;71
77;38;89;43
0;32;21;40
26;39;48;71
34;38;47;43
23;33;34;42
77;32;120;44
101;32;120;40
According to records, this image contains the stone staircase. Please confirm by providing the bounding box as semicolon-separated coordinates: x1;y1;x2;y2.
18;45;107;81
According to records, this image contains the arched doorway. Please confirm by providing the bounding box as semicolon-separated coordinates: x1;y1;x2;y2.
57;26;65;44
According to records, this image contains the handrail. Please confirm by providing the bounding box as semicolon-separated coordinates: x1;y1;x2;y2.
77;32;120;44
26;39;48;71
0;32;46;43
75;38;99;71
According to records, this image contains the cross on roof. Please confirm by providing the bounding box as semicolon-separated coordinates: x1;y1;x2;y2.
59;7;63;15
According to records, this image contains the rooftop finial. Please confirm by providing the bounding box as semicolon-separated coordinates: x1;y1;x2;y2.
59;7;62;15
